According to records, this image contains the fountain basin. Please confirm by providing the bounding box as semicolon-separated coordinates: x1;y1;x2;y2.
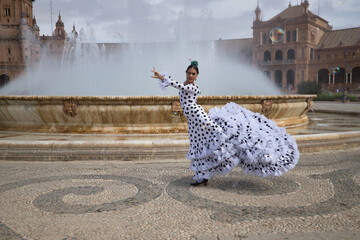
0;95;316;134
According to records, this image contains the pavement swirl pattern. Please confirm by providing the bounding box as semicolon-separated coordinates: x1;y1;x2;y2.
0;148;359;239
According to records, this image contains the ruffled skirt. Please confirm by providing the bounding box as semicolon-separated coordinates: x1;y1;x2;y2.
190;102;299;182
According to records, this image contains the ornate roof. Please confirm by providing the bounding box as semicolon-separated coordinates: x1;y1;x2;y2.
56;13;64;27
318;27;360;49
33;17;39;30
270;4;326;23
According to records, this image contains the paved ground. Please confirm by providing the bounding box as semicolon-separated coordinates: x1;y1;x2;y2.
0;101;359;239
0;148;360;240
312;101;360;115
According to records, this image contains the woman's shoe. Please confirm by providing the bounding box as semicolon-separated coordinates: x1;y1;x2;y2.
190;179;208;186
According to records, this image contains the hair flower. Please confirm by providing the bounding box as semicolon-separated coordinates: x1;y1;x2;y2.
191;61;198;67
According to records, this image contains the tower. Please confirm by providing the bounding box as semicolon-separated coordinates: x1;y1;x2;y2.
71;23;78;38
303;0;310;14
54;12;66;38
0;0;38;83
255;0;261;22
0;0;35;26
41;11;67;58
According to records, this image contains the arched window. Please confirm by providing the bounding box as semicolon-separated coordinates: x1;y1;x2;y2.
286;70;295;89
264;51;271;62
286;31;291;43
287;49;295;60
275;70;282;88
5;8;11;16
263;33;267;44
0;74;10;88
353;67;360;83
334;68;345;84
293;30;297;42
275;50;283;61
318;69;329;84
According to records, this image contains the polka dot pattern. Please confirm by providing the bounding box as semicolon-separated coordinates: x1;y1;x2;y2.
159;74;299;183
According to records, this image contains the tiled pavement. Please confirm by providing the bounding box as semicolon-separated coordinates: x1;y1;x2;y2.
311;101;360;115
0;101;359;239
0;148;359;239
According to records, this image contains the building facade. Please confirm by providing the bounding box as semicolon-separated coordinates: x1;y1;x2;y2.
252;0;360;93
313;27;360;93
1;0;359;93
0;0;71;88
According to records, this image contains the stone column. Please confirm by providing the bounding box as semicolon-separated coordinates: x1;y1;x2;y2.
296;28;299;42
345;71;348;84
328;74;331;84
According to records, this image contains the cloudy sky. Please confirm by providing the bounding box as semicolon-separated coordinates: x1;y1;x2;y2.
33;0;360;43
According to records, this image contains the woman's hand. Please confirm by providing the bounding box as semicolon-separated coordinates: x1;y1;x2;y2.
151;67;164;82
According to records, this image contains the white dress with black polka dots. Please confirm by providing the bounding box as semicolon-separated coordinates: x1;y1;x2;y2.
159;74;299;183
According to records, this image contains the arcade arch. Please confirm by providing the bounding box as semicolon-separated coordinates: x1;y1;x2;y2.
353;67;360;83
275;70;282;88
286;69;295;89
0;74;10;88
334;68;345;84
264;51;271;62
287;49;295;60
275;50;283;61
318;69;329;84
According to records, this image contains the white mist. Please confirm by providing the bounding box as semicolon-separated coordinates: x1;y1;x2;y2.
0;1;281;96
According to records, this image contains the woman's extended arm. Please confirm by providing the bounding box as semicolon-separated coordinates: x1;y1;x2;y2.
151;67;164;82
151;67;200;93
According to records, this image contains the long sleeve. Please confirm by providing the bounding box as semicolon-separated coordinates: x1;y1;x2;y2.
159;73;200;94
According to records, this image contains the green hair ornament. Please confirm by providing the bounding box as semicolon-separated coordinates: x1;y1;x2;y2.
191;60;198;67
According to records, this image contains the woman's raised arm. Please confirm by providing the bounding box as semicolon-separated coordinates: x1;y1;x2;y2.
151;67;164;82
151;67;199;93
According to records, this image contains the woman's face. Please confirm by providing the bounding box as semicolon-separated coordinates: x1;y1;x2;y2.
186;67;198;84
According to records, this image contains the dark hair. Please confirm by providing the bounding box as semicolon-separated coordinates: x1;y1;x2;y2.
186;61;199;74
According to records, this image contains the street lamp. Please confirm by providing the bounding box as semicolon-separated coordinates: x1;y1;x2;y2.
343;50;349;103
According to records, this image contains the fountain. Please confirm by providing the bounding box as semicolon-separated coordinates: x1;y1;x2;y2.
0;37;314;134
0;94;314;134
0;4;315;135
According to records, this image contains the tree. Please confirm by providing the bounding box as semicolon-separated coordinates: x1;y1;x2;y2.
297;81;322;94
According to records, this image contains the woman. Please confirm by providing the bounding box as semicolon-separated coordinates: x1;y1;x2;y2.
151;61;299;186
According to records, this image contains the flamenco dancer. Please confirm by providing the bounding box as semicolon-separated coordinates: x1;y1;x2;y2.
151;61;299;186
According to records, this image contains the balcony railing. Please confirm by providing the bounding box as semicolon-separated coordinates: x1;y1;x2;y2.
261;59;296;65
